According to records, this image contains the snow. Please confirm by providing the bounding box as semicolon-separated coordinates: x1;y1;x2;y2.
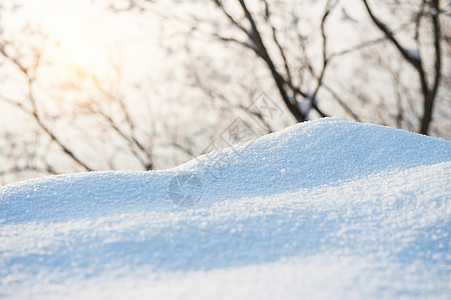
341;7;358;23
406;48;421;61
297;92;318;118
1;118;450;299
244;37;255;49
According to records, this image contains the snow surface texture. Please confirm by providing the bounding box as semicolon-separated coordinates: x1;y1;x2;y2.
0;118;450;299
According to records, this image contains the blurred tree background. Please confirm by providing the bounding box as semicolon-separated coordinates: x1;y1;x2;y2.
0;0;450;184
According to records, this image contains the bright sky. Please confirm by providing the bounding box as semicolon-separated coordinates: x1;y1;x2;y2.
0;0;371;89
1;0;163;86
18;0;107;74
42;0;111;76
0;0;166;135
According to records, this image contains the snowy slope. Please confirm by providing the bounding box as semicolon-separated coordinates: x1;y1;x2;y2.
0;118;450;299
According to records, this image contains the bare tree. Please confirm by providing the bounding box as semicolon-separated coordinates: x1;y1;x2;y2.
209;0;336;122
0;1;246;183
363;0;443;134
208;0;449;135
0;10;187;182
137;0;448;136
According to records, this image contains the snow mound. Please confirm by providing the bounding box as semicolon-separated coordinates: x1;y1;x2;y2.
1;118;450;299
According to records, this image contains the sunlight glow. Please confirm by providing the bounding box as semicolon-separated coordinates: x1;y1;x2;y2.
56;34;107;79
37;0;116;83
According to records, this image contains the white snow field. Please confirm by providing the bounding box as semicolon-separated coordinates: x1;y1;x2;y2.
0;118;450;299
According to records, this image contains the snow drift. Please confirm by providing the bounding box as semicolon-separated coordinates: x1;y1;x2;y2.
0;118;450;299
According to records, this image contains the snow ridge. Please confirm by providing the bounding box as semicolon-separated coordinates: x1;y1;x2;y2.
0;118;450;299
